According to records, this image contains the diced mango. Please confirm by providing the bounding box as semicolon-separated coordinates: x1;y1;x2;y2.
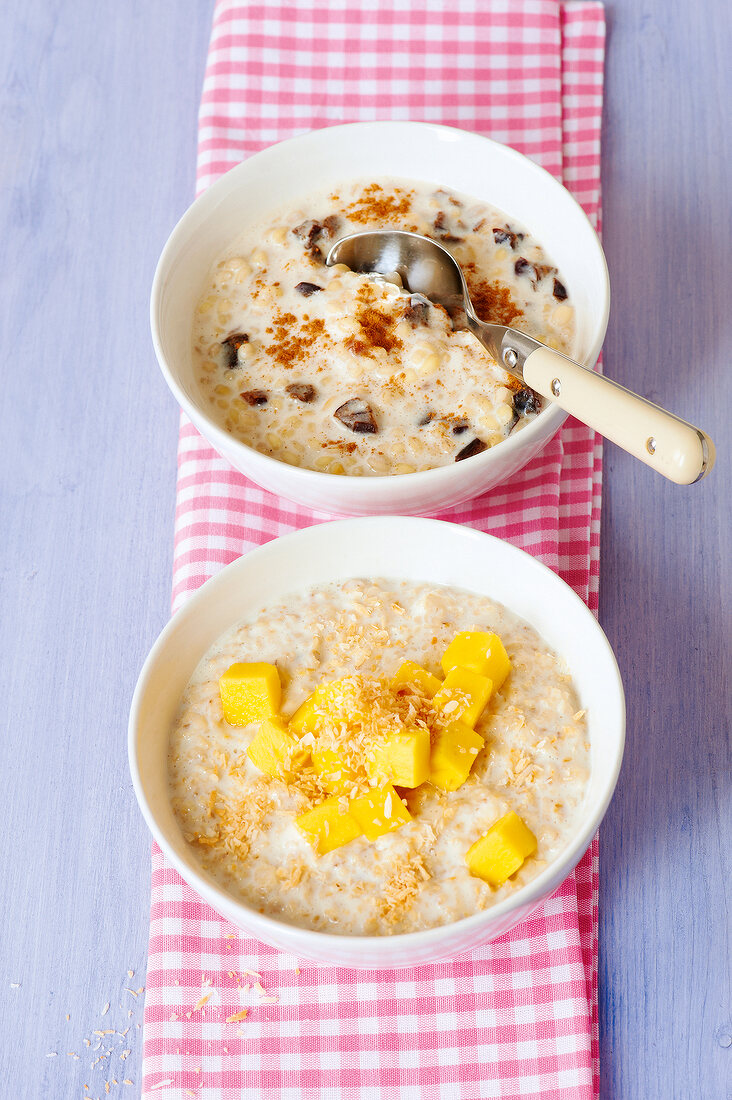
390;660;442;699
429;720;485;791
433;667;492;728
295;796;363;854
441;631;511;693
289;679;362;734
366;728;430;789
219;662;281;726
465;811;537;886
311;746;358;794
350;784;412;840
246;716;309;780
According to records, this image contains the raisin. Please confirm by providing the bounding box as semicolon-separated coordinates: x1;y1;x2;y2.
493;225;518;250
334;398;378;434
452;420;470;435
417;411;434;427
455;438;488;461
221;332;249;368
293;219;321;243
286;383;317;403
439;233;464;244
533;262;555;282
321;214;340;240
404;298;430;325
295;281;323;296
434;211;447;231
553;278;568;301
240;389;268;406
514;258;555;288
292;219;326;261
512;387;542;416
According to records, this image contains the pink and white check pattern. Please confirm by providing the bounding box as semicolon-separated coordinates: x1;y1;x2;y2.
144;3;606;1097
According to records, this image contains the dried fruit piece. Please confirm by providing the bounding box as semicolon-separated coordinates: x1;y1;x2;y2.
452;420;470;436
512;387;541;416
455;438;487;461
295;281;323;296
404;298;430;325
285;383;317;403
492;225;521;250
321;214;340;240
292;215;340;260
334;398;378;434
553;278;568;301
240;389;268;406
417;411;434;427
221;332;249;368
514;258;556;288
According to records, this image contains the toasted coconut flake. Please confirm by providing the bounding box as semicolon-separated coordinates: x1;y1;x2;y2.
226;1009;249;1023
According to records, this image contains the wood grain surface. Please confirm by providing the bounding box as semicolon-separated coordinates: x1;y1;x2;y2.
0;2;729;1097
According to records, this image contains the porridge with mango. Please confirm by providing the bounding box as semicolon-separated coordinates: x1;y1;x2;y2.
192;179;576;476
169;580;590;935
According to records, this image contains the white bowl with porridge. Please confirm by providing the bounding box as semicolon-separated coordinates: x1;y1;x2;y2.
151;122;609;515
129;519;624;968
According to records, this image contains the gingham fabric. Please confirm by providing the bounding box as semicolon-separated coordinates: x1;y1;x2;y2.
143;3;606;1097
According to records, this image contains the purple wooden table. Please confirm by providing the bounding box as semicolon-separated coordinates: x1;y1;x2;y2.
0;3;729;1097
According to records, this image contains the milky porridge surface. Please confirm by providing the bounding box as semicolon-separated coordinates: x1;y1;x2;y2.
192;178;575;476
169;578;590;936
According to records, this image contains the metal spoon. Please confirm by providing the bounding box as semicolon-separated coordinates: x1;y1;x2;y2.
327;230;715;484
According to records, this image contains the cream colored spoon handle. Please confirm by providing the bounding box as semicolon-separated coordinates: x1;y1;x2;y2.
521;346;715;484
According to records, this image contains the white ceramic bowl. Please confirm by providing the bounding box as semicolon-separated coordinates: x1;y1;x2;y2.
151;122;609;516
129;518;624;968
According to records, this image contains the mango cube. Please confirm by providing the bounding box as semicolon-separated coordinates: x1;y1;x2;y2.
289;679;362;734
441;631;511;693
430;720;485;791
311;746;358;794
350;784;412;840
433;667;492;728
366;728;430;788
295;796;363;854
246;717;309;780
219;662;281;726
391;661;442;699
465;811;537;886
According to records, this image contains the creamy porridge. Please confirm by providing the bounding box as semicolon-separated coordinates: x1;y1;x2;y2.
169;580;590;936
192;178;575;476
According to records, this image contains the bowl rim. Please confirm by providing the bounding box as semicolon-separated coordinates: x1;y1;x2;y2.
150;120;610;491
129;516;625;952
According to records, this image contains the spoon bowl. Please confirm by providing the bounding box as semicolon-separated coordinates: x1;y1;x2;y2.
328;230;715;485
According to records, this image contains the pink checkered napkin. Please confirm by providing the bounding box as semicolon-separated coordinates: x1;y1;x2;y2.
143;3;606;1097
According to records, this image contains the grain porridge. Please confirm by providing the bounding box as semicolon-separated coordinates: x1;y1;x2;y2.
192;178;576;476
169;579;590;936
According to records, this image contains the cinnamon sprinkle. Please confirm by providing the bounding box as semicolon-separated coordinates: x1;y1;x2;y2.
341;182;415;224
